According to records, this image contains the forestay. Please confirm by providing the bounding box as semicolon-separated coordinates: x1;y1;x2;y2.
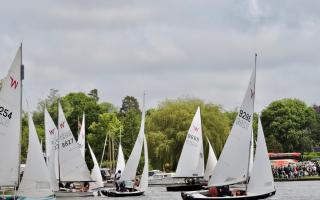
204;138;217;181
58;103;91;182
140;136;149;191
45;108;59;189
115;143;126;173
77;113;85;158
0;47;22;186
175;107;204;177
88;143;104;190
208;66;256;187
120;95;146;182
247;117;275;194
18;113;53;198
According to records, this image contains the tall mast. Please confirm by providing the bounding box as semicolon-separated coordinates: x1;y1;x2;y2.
100;134;108;168
57;101;61;185
245;53;257;193
17;43;23;186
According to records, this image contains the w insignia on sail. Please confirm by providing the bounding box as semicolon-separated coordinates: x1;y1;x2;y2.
60;122;65;128
10;76;18;89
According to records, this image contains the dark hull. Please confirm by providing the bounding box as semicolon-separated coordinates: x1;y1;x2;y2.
100;189;144;197
167;184;204;192
181;190;276;200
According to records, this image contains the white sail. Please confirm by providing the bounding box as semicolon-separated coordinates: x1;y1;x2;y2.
247;117;275;194
77;113;85;158
18;113;53;198
88;143;104;190
45;108;59;188
58;102;91;181
249;129;254;173
209;66;256;187
0;47;22;186
115;143;126;173
175;107;204;177
204;138;217;181
140;135;148;192
120;96;146;182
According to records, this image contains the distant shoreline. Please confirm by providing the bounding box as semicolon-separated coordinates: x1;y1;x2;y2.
275;176;320;182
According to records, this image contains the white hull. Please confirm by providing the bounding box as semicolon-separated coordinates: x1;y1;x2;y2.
55;191;94;197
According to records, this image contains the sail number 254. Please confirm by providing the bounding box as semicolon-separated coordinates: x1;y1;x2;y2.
238;109;251;122
0;106;13;119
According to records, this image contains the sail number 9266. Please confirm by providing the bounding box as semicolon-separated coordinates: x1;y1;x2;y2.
0;106;13;119
238;109;251;123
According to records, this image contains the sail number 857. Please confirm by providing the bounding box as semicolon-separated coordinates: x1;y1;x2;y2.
0;106;13;119
238;109;251;122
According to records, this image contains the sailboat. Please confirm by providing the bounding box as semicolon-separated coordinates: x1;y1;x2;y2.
181;55;276;199
77;113;85;158
101;94;148;197
17;112;54;199
166;107;205;191
0;46;22;198
55;103;93;197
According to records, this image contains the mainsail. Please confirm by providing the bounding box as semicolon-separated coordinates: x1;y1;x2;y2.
17;113;53;198
88;143;104;190
0;47;22;186
44;108;59;190
203;138;217;181
208;65;256;187
247;116;275;194
175;107;204;177
58;102;91;181
120;95;146;182
77;113;85;158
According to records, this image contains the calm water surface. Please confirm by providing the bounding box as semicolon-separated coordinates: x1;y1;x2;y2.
61;181;320;200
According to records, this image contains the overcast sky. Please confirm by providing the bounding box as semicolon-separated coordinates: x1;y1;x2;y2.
0;1;319;112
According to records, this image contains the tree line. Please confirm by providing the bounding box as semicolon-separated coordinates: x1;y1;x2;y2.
20;89;320;172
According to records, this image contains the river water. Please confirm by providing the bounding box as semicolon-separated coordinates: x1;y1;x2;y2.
62;181;320;200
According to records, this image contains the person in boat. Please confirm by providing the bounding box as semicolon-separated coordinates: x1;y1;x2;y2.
114;170;122;191
80;182;90;192
133;178;140;191
209;187;218;197
217;185;231;197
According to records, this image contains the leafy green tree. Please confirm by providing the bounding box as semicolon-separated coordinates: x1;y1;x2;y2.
120;96;140;114
145;98;230;171
261;98;317;152
87;113;123;169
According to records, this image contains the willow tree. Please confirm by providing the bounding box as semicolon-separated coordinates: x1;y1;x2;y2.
145;98;230;171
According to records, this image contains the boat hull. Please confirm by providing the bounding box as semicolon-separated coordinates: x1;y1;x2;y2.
55;191;94;197
100;189;144;197
181;190;276;200
167;184;204;192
